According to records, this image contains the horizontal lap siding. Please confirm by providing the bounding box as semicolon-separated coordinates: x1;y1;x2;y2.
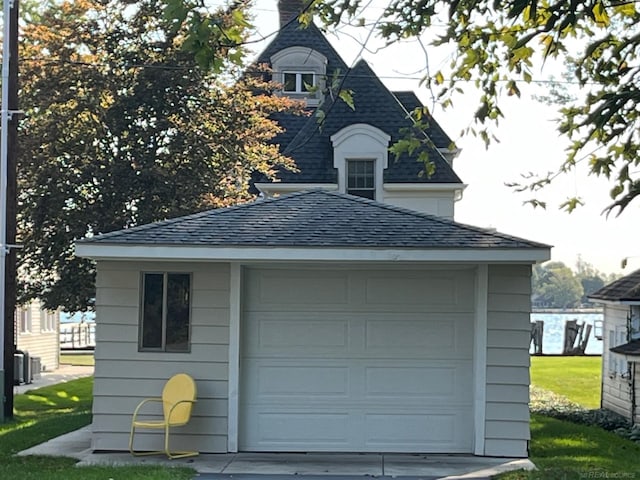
17;301;60;372
601;305;634;421
92;261;231;453
484;265;531;458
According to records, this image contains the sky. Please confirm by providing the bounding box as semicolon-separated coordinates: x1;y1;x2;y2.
244;1;639;275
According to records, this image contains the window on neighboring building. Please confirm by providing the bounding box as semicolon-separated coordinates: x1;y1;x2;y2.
16;306;32;334
630;305;640;340
140;272;191;352
347;159;375;199
41;309;57;332
283;72;315;93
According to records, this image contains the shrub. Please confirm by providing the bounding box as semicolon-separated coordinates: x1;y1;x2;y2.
530;386;633;437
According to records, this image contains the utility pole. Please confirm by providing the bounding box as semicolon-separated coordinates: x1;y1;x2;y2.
1;0;19;421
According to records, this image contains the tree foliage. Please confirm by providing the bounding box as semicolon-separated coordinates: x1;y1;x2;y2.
304;0;640;215
18;0;303;311
533;261;584;309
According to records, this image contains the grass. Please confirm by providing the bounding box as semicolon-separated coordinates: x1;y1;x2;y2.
498;413;640;479
530;356;601;408
59;353;95;366
1;378;194;480
498;355;640;479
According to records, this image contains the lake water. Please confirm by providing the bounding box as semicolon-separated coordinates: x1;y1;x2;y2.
530;311;603;355
58;310;603;354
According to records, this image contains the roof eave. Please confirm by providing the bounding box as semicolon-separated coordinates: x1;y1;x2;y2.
75;243;550;263
587;297;640;306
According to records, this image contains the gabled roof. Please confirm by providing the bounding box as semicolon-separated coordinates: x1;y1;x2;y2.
76;191;550;263
280;60;461;184
588;269;640;304
392;91;454;150
252;21;462;186
255;21;348;74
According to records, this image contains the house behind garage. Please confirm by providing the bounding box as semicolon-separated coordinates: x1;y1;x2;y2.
74;0;551;458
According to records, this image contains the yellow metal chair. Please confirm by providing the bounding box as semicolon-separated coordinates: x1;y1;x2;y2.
129;373;198;459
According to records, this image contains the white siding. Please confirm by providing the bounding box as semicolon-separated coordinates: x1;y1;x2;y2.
16;300;59;372
382;189;456;219
92;261;231;453
484;265;531;458
601;304;634;421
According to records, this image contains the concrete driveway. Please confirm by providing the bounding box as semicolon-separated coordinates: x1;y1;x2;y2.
18;426;535;479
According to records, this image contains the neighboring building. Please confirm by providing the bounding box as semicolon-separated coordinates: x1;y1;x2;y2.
16;300;60;374
251;1;464;219
74;0;551;458
589;270;640;424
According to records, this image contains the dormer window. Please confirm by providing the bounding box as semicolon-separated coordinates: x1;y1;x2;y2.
347;159;375;199
283;72;315;94
271;47;327;106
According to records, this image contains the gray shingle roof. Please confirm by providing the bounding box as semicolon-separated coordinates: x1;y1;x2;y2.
588;269;640;302
252;22;462;185
78;190;549;250
392;91;454;150
280;60;462;184
610;339;640;356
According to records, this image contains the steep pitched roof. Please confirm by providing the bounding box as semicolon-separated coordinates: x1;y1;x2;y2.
392;91;454;150
588;269;640;303
78;190;548;251
281;60;462;184
255;21;348;73
253;22;462;185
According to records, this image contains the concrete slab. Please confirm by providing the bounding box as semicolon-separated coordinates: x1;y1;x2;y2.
17;426;536;479
222;453;382;476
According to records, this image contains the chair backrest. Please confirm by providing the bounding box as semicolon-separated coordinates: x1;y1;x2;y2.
162;373;196;425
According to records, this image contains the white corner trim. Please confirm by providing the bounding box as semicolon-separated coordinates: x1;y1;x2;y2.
473;264;488;456
227;263;241;453
255;183;338;197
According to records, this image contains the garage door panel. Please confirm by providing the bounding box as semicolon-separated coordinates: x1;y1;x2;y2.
247;270;350;308
256;319;349;349
240;267;475;453
252;412;352;446
364;410;473;451
364;364;472;400
365;276;459;306
256;365;350;398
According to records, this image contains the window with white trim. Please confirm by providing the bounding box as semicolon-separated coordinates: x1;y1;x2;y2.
140;272;191;352
17;306;32;334
271;46;327;106
283;72;315;93
347;159;375;199
41;309;57;332
630;305;640;340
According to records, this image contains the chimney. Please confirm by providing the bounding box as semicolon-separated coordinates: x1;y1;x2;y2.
278;0;310;27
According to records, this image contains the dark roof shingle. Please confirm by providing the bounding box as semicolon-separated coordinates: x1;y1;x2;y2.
588;269;640;302
79;190;549;250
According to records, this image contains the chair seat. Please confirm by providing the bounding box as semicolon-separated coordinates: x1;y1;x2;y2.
129;373;198;459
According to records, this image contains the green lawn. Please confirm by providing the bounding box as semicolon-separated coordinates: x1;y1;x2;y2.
59;353;95;366
497;355;640;479
1;378;193;480
530;356;601;408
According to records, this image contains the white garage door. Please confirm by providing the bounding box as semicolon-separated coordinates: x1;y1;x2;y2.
239;267;475;452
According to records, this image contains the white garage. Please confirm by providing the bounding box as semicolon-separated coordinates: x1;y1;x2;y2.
239;267;475;452
77;190;549;457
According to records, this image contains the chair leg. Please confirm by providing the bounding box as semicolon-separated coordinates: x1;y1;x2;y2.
164;423;199;459
130;424;164;457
